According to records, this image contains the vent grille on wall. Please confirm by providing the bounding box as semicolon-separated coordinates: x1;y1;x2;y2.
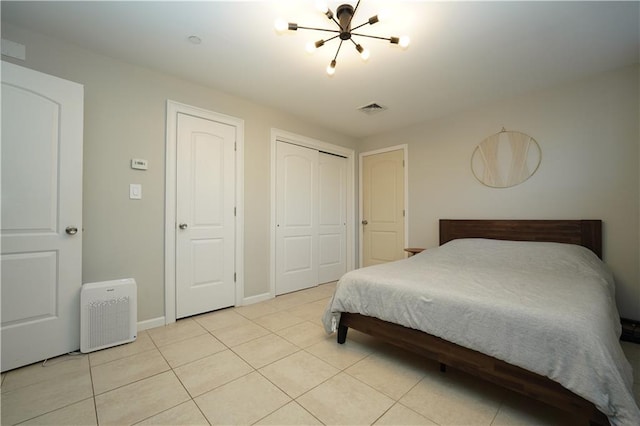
80;278;137;353
357;102;388;115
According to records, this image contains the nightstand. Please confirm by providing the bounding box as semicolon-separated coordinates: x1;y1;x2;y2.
404;247;425;257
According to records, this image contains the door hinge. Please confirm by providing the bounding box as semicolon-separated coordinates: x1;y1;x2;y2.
234;207;236;216
234;141;237;151
234;272;237;282
403;160;405;167
403;210;406;217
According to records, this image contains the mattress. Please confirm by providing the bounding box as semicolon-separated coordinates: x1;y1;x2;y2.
322;238;640;425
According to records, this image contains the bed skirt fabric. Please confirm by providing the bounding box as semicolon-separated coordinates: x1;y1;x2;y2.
322;238;640;425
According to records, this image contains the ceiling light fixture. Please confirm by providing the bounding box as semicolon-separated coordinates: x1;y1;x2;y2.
275;0;410;76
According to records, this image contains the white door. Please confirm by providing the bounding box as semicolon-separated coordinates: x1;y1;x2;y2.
1;61;83;372
362;149;405;267
275;142;318;295
318;153;347;283
176;113;236;318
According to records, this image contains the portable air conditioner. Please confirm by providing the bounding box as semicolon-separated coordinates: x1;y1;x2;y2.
80;278;137;353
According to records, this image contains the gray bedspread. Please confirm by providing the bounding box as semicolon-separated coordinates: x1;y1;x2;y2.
322;238;640;425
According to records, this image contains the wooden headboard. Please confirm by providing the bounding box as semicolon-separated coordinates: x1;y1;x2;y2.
439;219;602;259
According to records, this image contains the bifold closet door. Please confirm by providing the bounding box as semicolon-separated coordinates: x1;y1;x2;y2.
275;142;319;295
318;153;347;283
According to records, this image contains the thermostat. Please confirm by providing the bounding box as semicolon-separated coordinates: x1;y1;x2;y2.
131;158;148;170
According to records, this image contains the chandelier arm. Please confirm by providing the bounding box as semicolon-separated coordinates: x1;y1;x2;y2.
333;39;344;62
350;21;371;32
324;34;341;43
351;0;361;22
351;32;393;41
296;26;341;34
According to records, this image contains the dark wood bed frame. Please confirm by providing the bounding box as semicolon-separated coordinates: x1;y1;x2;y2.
337;219;608;425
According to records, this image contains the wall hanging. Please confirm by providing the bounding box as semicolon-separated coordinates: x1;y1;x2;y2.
471;128;541;188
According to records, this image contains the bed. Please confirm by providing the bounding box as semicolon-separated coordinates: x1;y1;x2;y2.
322;220;639;426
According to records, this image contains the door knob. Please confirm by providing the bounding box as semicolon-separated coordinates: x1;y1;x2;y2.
178;223;188;230
65;226;78;235
361;220;368;225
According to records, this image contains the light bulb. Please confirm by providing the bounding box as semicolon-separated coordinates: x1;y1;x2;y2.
306;41;316;54
274;18;288;33
315;1;329;13
399;36;411;49
356;44;370;61
377;9;391;22
326;60;336;76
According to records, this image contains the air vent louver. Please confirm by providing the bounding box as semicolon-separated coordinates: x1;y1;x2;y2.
357;102;388;115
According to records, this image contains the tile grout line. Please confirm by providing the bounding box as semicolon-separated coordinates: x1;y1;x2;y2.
87;353;99;426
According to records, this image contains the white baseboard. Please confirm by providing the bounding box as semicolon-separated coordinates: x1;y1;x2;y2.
242;292;273;306
137;316;166;331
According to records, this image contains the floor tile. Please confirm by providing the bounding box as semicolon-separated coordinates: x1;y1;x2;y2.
89;331;155;367
346;348;427;399
234;301;278;319
303;282;337;300
254;401;322;425
173;349;253;397
4;283;604;426
193;308;252;332
287;299;330;324
157;333;226;368
400;369;504;425
91;348;169;395
265;290;323;311
195;371;291;425
305;337;373;370
146;318;206;347
232;333;299;369
297;372;394;425
492;392;581;425
374;403;437;425
259;351;339;398
2;353;89;392
135;400;208;425
277;321;330;348
95;371;189;425
211;321;271;347
18;397;97;426
1;370;93;425
253;310;306;332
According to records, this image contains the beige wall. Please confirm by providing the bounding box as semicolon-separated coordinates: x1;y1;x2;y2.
1;23;357;322
3;22;639;322
359;65;640;319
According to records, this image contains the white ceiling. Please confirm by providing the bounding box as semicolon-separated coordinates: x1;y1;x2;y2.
2;1;638;138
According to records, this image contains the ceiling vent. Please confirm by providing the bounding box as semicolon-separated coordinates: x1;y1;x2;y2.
357;102;388;115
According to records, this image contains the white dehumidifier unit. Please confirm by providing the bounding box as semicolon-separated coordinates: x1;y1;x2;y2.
80;278;137;353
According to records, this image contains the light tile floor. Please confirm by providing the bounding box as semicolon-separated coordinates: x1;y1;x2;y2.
2;281;639;425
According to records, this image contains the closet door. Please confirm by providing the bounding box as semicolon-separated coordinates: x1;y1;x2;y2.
318;153;347;283
275;142;319;295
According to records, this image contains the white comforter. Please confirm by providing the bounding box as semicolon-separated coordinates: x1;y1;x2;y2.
322;239;640;425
